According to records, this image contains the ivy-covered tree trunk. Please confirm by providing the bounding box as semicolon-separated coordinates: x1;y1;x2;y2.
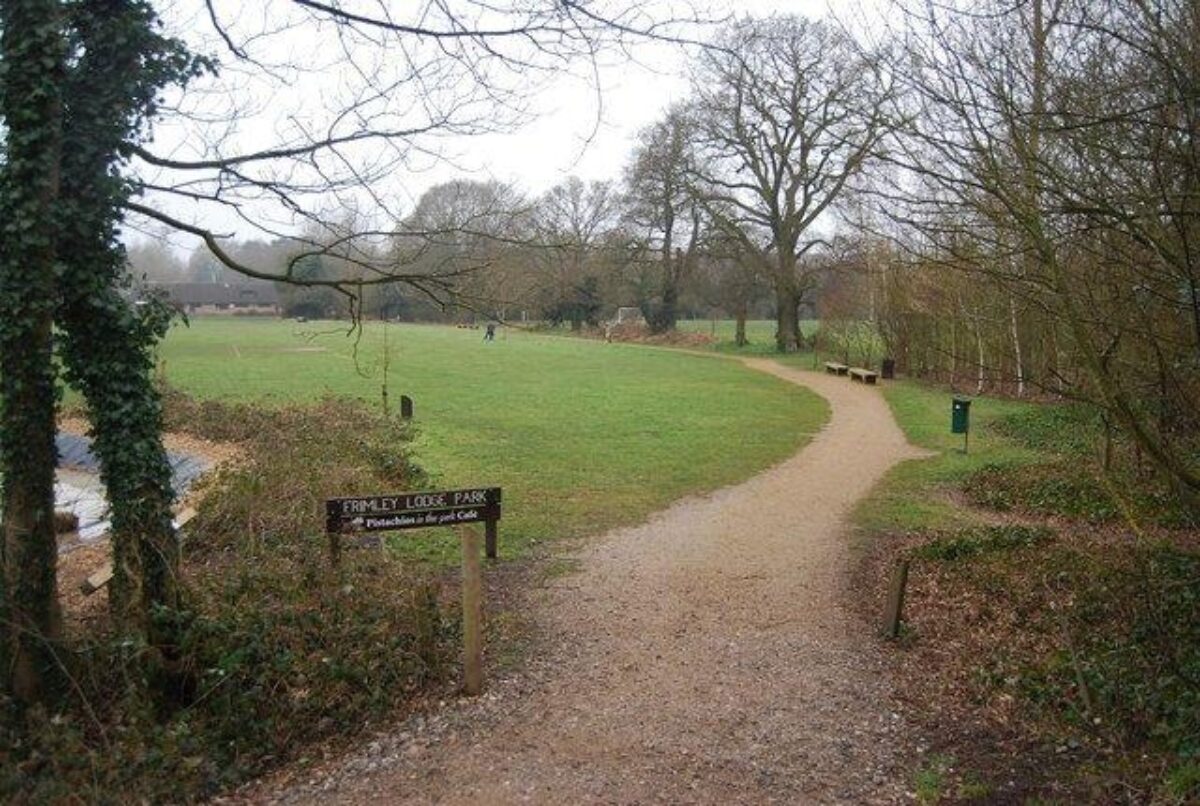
58;294;178;642
0;0;67;702
54;0;198;652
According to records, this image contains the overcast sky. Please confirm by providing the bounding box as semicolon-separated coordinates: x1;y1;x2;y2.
133;0;859;252
421;0;836;196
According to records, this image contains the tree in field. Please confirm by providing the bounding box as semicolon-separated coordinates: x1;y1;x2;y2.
688;220;769;347
690;15;890;352
126;240;186;284
277;254;344;319
533;176;624;329
397;179;531;321
625;106;704;333
0;0;709;704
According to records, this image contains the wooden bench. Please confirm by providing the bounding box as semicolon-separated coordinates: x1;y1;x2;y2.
849;367;878;385
824;362;849;376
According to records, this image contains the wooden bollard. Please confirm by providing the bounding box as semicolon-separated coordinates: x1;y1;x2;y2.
460;526;484;695
400;395;414;420
328;528;342;568
882;559;910;639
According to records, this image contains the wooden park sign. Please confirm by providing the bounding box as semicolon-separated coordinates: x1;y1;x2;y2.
326;486;502;558
324;486;502;696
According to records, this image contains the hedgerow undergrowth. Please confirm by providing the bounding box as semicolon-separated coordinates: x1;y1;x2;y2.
870;387;1200;801
0;393;458;802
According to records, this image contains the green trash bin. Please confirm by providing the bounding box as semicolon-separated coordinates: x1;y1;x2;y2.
951;397;971;435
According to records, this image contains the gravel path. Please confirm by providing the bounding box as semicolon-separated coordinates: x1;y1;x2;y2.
262;361;929;805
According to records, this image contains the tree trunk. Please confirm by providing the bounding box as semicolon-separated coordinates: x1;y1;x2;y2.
949;321;958;389
975;321;986;395
775;284;800;353
1010;295;1026;397
735;299;748;347
0;0;66;703
57;291;179;642
52;0;184;659
658;281;679;333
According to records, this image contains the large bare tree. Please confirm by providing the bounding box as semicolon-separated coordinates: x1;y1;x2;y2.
689;15;889;352
532;176;625;329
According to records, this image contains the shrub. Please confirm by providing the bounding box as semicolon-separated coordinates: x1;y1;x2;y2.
963;461;1197;527
162;390;426;555
990;403;1106;457
1018;545;1200;764
913;525;1054;561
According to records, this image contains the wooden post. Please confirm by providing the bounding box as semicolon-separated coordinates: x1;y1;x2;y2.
883;559;910;639
381;320;391;416
485;518;498;560
327;529;341;568
400;394;414;420
460;526;484;695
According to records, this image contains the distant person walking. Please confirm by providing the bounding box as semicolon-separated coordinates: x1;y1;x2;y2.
484;323;496;342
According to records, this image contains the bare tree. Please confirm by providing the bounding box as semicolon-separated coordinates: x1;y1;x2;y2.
532;176;625;329
624;105;704;333
689;15;890;352
394;179;531;320
126;240;187;284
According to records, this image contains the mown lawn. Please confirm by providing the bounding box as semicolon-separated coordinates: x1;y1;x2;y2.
157;318;828;563
677;318;819;355
852;381;1039;534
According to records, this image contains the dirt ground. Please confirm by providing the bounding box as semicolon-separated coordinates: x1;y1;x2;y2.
246;361;930;804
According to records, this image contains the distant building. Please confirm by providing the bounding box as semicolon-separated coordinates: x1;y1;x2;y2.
149;281;280;315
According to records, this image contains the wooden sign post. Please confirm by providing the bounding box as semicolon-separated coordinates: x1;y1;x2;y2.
460;526;483;695
325;487;502;694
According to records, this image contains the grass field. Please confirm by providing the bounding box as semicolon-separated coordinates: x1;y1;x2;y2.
677;318;818;356
676;318;884;372
853;382;1040;534
156;318;828;563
